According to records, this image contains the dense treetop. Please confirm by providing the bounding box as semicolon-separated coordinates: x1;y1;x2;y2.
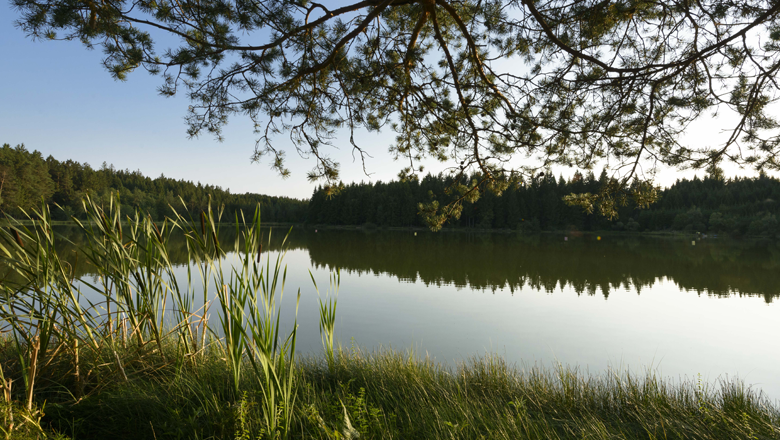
11;0;780;226
0;143;308;222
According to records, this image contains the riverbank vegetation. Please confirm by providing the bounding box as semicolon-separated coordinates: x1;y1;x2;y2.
6;340;780;440
1;200;779;439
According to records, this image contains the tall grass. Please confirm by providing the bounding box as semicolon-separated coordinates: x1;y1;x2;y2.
312;268;339;374
0;204;99;411
0;197;306;439
297;348;780;440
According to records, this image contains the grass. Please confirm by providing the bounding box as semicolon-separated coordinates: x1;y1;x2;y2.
2;341;779;439
300;349;780;440
0;197;778;439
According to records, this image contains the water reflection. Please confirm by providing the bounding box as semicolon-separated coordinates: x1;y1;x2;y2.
51;227;780;302
303;231;780;302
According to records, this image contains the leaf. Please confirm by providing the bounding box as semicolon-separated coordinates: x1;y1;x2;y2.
341;401;360;439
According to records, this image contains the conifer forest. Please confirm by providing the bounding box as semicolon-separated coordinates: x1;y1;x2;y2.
3;143;780;237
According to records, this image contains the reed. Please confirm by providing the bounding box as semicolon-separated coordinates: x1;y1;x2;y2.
241;221;299;439
312;268;339;375
0;198;307;438
0;204;98;411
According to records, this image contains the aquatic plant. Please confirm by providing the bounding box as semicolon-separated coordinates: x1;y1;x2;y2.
0;197;304;439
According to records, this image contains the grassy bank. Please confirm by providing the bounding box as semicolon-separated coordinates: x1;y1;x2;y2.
1;198;778;439
1;341;778;439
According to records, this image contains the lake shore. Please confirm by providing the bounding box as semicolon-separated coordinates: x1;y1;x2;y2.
5;217;775;240
302;222;752;238
3;203;779;439
3;341;778;440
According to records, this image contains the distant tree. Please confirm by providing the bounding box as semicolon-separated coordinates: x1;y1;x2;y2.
0;144;54;214
308;171;780;236
748;212;779;236
626;218;641;232
0;146;308;222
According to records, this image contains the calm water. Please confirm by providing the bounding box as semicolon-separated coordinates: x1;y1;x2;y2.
55;227;780;400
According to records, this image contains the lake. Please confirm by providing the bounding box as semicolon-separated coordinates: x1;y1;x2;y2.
54;226;780;400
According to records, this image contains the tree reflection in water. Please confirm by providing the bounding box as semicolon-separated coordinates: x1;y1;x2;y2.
41;226;780;303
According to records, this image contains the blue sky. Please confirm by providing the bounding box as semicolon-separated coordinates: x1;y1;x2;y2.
0;2;413;199
0;4;769;199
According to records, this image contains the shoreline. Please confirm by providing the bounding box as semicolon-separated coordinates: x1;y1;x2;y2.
2;342;778;439
300;222;765;239
7;218;775;240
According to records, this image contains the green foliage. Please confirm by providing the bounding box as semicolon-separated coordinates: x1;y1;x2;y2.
0;398;70;439
306;384;384;440
234;392;253;440
0;146;307;223
673;206;707;232
312;269;340;375
309;171;780;236
748;212;779;237
295;348;780;440
0;144;54;215
0;198;306;439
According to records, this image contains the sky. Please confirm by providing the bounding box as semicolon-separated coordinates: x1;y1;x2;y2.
0;3;771;199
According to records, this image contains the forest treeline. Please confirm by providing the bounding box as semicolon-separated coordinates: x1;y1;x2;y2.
308;170;780;236
0;143;308;222
4;143;780;236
